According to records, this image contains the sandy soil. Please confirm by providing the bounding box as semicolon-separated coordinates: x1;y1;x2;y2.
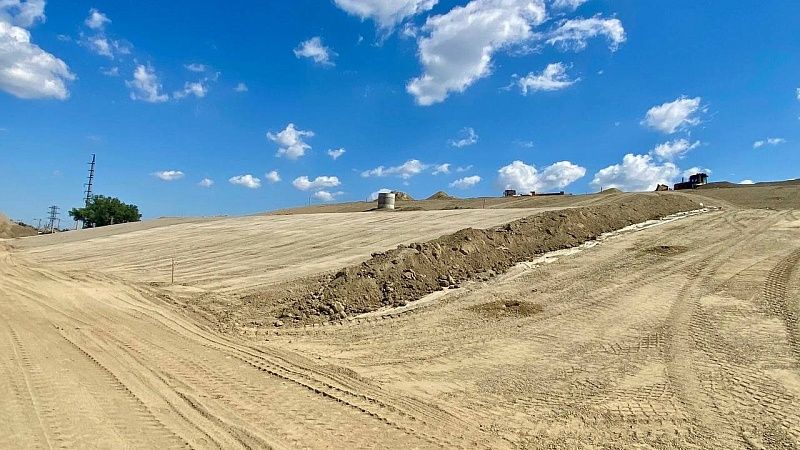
0;214;37;238
1;188;799;448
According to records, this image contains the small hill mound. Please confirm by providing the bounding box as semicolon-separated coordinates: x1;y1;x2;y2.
427;191;456;200
393;191;414;201
0;214;38;239
600;188;622;195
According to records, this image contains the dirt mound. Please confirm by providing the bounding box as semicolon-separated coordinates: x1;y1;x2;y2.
600;188;623;194
0;214;37;239
644;245;688;256
252;193;701;325
393;191;414;201
469;300;542;318
427;191;456;200
689;183;800;210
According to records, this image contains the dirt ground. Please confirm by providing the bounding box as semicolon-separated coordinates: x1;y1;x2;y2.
0;214;37;239
1;186;799;448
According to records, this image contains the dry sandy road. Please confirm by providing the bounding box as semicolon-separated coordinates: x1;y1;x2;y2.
1;205;799;448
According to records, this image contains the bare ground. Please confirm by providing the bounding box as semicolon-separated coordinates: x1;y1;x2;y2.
1;187;799;448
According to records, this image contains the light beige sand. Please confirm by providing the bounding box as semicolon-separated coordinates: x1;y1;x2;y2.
1;191;799;448
15;208;561;293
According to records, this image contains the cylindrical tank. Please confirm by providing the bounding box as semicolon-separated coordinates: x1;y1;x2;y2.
377;192;396;210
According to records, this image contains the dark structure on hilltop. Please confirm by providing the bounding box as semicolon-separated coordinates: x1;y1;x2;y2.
674;173;708;190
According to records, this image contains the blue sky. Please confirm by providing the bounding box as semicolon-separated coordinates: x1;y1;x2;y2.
1;0;799;222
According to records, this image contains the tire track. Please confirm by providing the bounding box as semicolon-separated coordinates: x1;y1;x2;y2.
762;248;800;362
57;333;191;449
1;321;54;449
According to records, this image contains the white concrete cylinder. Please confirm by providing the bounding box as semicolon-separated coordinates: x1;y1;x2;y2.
377;192;396;210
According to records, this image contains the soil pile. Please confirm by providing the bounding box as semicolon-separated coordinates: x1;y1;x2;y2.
469;300;542;318
257;193;701;324
393;191;414;201
427;191;456;200
0;214;37;239
600;188;623;194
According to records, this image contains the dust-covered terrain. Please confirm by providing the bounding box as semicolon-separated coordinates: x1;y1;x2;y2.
0;214;37;239
2;187;800;448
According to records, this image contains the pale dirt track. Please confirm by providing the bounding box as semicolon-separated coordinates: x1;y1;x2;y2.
2;201;800;448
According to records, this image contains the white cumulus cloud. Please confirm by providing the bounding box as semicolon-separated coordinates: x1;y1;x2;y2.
265;170;281;183
292;175;341;191
753;137;786;148
294;36;335;66
333;0;437;30
642;96;704;134
651;139;700;161
681;166;711;179
87;36;111;57
234;82;248;92
546;15;626;51
0;0;45;28
328;148;346;160
84;8;110;30
432;163;451;175
361;159;427;179
198;177;214;187
739;179;755;185
229;174;261;189
173;80;207;99
126;64;168;103
518;62;579;94
313;190;344;202
0;21;74;99
267;123;314;159
550;0;588;11
406;0;547;106
498;160;586;193
449;127;478;148
450;175;481;189
591;153;679;192
153;170;184;181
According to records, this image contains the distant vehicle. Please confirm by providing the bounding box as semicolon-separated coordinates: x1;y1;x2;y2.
674;173;708;190
504;189;517;197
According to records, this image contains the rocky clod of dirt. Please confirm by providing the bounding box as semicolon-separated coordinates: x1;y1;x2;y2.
257;194;701;324
393;191;414;201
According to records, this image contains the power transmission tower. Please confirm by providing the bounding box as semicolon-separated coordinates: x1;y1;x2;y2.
46;206;59;233
84;153;96;206
82;154;96;229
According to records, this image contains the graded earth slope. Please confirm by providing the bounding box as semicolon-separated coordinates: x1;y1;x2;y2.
2;190;799;448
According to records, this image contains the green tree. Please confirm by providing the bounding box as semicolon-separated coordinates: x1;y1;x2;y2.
69;195;141;228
